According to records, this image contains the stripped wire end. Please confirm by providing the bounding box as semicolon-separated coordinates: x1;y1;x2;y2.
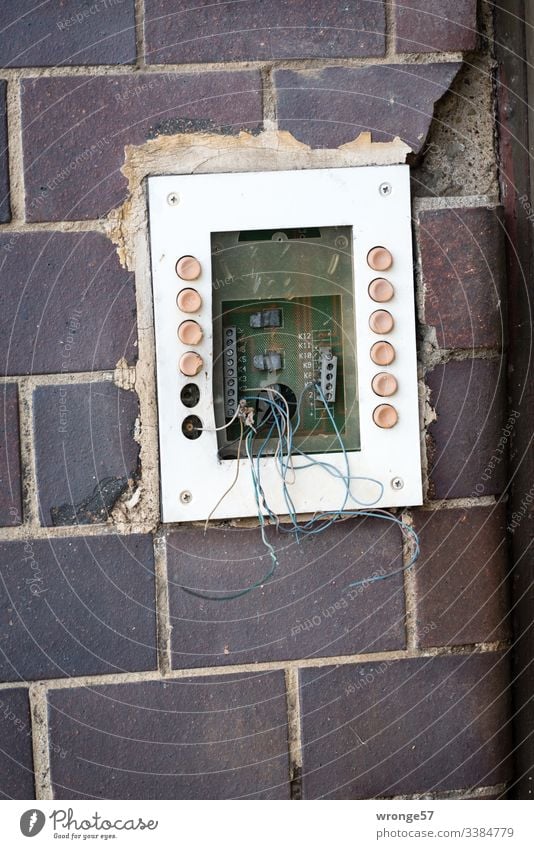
237;400;256;430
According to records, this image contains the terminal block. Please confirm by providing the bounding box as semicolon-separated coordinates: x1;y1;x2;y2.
223;326;238;418
319;347;338;404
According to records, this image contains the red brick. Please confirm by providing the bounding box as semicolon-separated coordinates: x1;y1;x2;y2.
0;689;35;798
0;534;156;682
419;207;505;349
0;0;136;67
0;80;9;222
145;0;386;63
426;359;508;499
33;382;139;526
300;652;512;798
0;232;136;375
396;0;478;54
0;385;22;527
21;72;262;221
274;63;461;151
48;673;291;798
412;506;510;647
167;517;406;669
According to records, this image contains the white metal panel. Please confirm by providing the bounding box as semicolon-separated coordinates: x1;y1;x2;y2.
148;166;422;522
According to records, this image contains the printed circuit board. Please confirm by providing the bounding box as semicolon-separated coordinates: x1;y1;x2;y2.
211;226;360;456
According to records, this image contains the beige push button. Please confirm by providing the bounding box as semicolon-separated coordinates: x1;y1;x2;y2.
369;310;394;334
176;255;201;281
177;288;202;313
367;246;393;272
373;404;398;428
372;372;398;397
178;320;203;345
368;277;394;302
370;341;395;366
179;351;203;376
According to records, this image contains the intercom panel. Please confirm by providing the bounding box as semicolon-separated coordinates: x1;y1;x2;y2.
148;166;422;523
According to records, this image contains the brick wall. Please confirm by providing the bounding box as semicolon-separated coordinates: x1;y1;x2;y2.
0;1;513;800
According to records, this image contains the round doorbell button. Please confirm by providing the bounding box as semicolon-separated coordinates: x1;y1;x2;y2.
372;372;398;397
177;288;202;313
176;255;201;281
370;341;395;366
373;404;398;428
178;320;203;345
367;247;393;272
369;310;394;334
179;351;203;376
368;278;394;302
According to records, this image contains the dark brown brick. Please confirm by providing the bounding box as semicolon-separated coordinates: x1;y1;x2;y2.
0;385;22;527
0;232;136;375
0;0;136;67
21;72;262;221
274;63;461;151
396;0;478;54
145;0;386;64
48;672;290;799
0;80;9;222
412;506;510;647
0;689;35;798
426;359;508;499
33;382;139;526
167;517;405;669
419;207;505;350
0;534;156;682
300;652;512;798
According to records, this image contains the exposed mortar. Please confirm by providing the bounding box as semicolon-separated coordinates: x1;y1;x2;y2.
0;54;467;85
29;682;53;800
411;0;498;198
0;640;510;693
384;0;397;60
5;78;24;221
401;509;418;650
17;378;39;525
385;782;509;800
284;668;303;799
134;0;146;68
153;532;172;675
412;51;498;198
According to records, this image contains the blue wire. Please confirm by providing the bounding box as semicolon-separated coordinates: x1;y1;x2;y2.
247;385;420;586
183;386;420;601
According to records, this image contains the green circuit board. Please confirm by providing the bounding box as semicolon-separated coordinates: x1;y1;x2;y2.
211;226;360;456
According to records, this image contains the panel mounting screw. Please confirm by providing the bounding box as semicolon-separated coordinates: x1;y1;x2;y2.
167;192;180;206
379;182;392;197
180;490;192;504
391;477;404;490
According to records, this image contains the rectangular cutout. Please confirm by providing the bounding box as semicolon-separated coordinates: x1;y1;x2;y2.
211;225;359;458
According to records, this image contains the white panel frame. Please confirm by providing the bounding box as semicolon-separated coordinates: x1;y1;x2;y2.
148;166;422;523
